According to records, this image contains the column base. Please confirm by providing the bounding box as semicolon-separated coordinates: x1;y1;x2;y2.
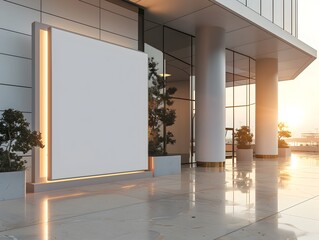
197;162;225;168
255;154;278;159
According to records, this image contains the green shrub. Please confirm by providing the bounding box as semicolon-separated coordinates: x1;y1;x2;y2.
0;109;44;172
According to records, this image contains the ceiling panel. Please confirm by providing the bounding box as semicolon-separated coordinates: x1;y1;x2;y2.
166;4;250;36
225;25;273;49
139;0;213;24
138;0;316;82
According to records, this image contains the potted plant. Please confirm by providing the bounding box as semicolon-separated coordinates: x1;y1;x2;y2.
235;126;253;161
0;109;43;200
148;58;181;176
278;122;292;157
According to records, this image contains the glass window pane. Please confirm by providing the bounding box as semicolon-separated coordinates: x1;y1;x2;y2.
226;87;233;107
226;50;234;86
166;99;191;157
145;44;164;86
237;0;246;5
165;55;191;99
250;59;256;85
261;0;273;21
234;85;247;106
284;0;292;33
234;53;249;106
226;108;234;129
249;105;256;143
274;0;284;28
234;53;249;80
247;0;260;14
234;106;247;130
226;49;234;106
144;23;163;51
164;27;191;65
291;0;297;36
249;84;256;105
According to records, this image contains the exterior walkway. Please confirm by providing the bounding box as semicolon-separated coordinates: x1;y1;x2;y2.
0;153;319;239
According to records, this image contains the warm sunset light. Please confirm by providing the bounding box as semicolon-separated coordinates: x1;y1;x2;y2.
279;106;304;128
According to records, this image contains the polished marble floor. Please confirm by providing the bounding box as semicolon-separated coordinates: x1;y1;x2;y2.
0;152;319;239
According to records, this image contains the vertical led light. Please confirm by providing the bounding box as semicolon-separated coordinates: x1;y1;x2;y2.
39;29;49;181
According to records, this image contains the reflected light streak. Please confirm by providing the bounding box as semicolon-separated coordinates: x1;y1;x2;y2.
40;192;91;240
121;184;136;189
41;198;48;240
47;193;86;201
290;155;299;170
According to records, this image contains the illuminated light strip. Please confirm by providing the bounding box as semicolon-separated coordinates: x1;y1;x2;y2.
47;170;147;183
39;29;49;182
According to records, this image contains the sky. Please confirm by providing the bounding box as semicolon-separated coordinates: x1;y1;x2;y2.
278;0;319;137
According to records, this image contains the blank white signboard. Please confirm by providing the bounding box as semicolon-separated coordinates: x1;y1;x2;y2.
50;28;148;180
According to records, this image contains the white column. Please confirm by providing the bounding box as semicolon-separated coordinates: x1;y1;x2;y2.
195;26;225;166
255;58;278;158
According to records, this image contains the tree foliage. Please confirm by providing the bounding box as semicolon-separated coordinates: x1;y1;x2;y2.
148;58;177;155
278;122;291;148
0;109;44;172
235;126;253;149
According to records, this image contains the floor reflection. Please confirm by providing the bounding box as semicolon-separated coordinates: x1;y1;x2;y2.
0;153;318;239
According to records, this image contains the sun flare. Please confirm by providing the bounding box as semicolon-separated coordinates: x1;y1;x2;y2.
279;106;304;128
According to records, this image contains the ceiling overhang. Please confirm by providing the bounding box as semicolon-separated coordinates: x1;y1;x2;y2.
128;0;317;81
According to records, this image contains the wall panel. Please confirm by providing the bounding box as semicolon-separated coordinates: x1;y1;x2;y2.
0;0;140;177
101;1;138;21
0;29;31;58
42;0;99;28
42;13;99;39
101;9;138;40
0;1;40;35
101;30;138;49
0;85;31;112
81;0;99;7
0;55;32;87
6;0;41;10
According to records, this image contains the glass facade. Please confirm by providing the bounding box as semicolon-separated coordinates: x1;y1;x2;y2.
236;0;298;36
226;50;256;158
145;24;255;163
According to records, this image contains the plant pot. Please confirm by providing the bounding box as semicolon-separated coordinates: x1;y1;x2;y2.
148;155;181;177
236;148;253;161
278;147;291;158
0;171;25;201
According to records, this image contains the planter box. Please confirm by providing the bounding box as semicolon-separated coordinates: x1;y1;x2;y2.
0;171;25;201
149;155;181;177
278;148;291;157
236;148;253;161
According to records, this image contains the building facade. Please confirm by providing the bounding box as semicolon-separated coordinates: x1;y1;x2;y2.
0;0;316;184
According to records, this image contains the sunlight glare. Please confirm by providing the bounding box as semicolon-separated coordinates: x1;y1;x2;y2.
279;106;304;128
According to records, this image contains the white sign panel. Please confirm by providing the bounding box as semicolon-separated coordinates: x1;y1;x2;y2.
50;28;148;180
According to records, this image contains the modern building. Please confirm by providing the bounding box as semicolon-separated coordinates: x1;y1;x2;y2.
1;1;319;239
0;0;316;189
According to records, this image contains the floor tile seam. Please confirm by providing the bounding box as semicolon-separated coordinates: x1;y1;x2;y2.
276;194;319;212
0;190;196;233
212;217;275;240
0;199;151;234
117;188;191;201
280;212;319;222
213;194;319;239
